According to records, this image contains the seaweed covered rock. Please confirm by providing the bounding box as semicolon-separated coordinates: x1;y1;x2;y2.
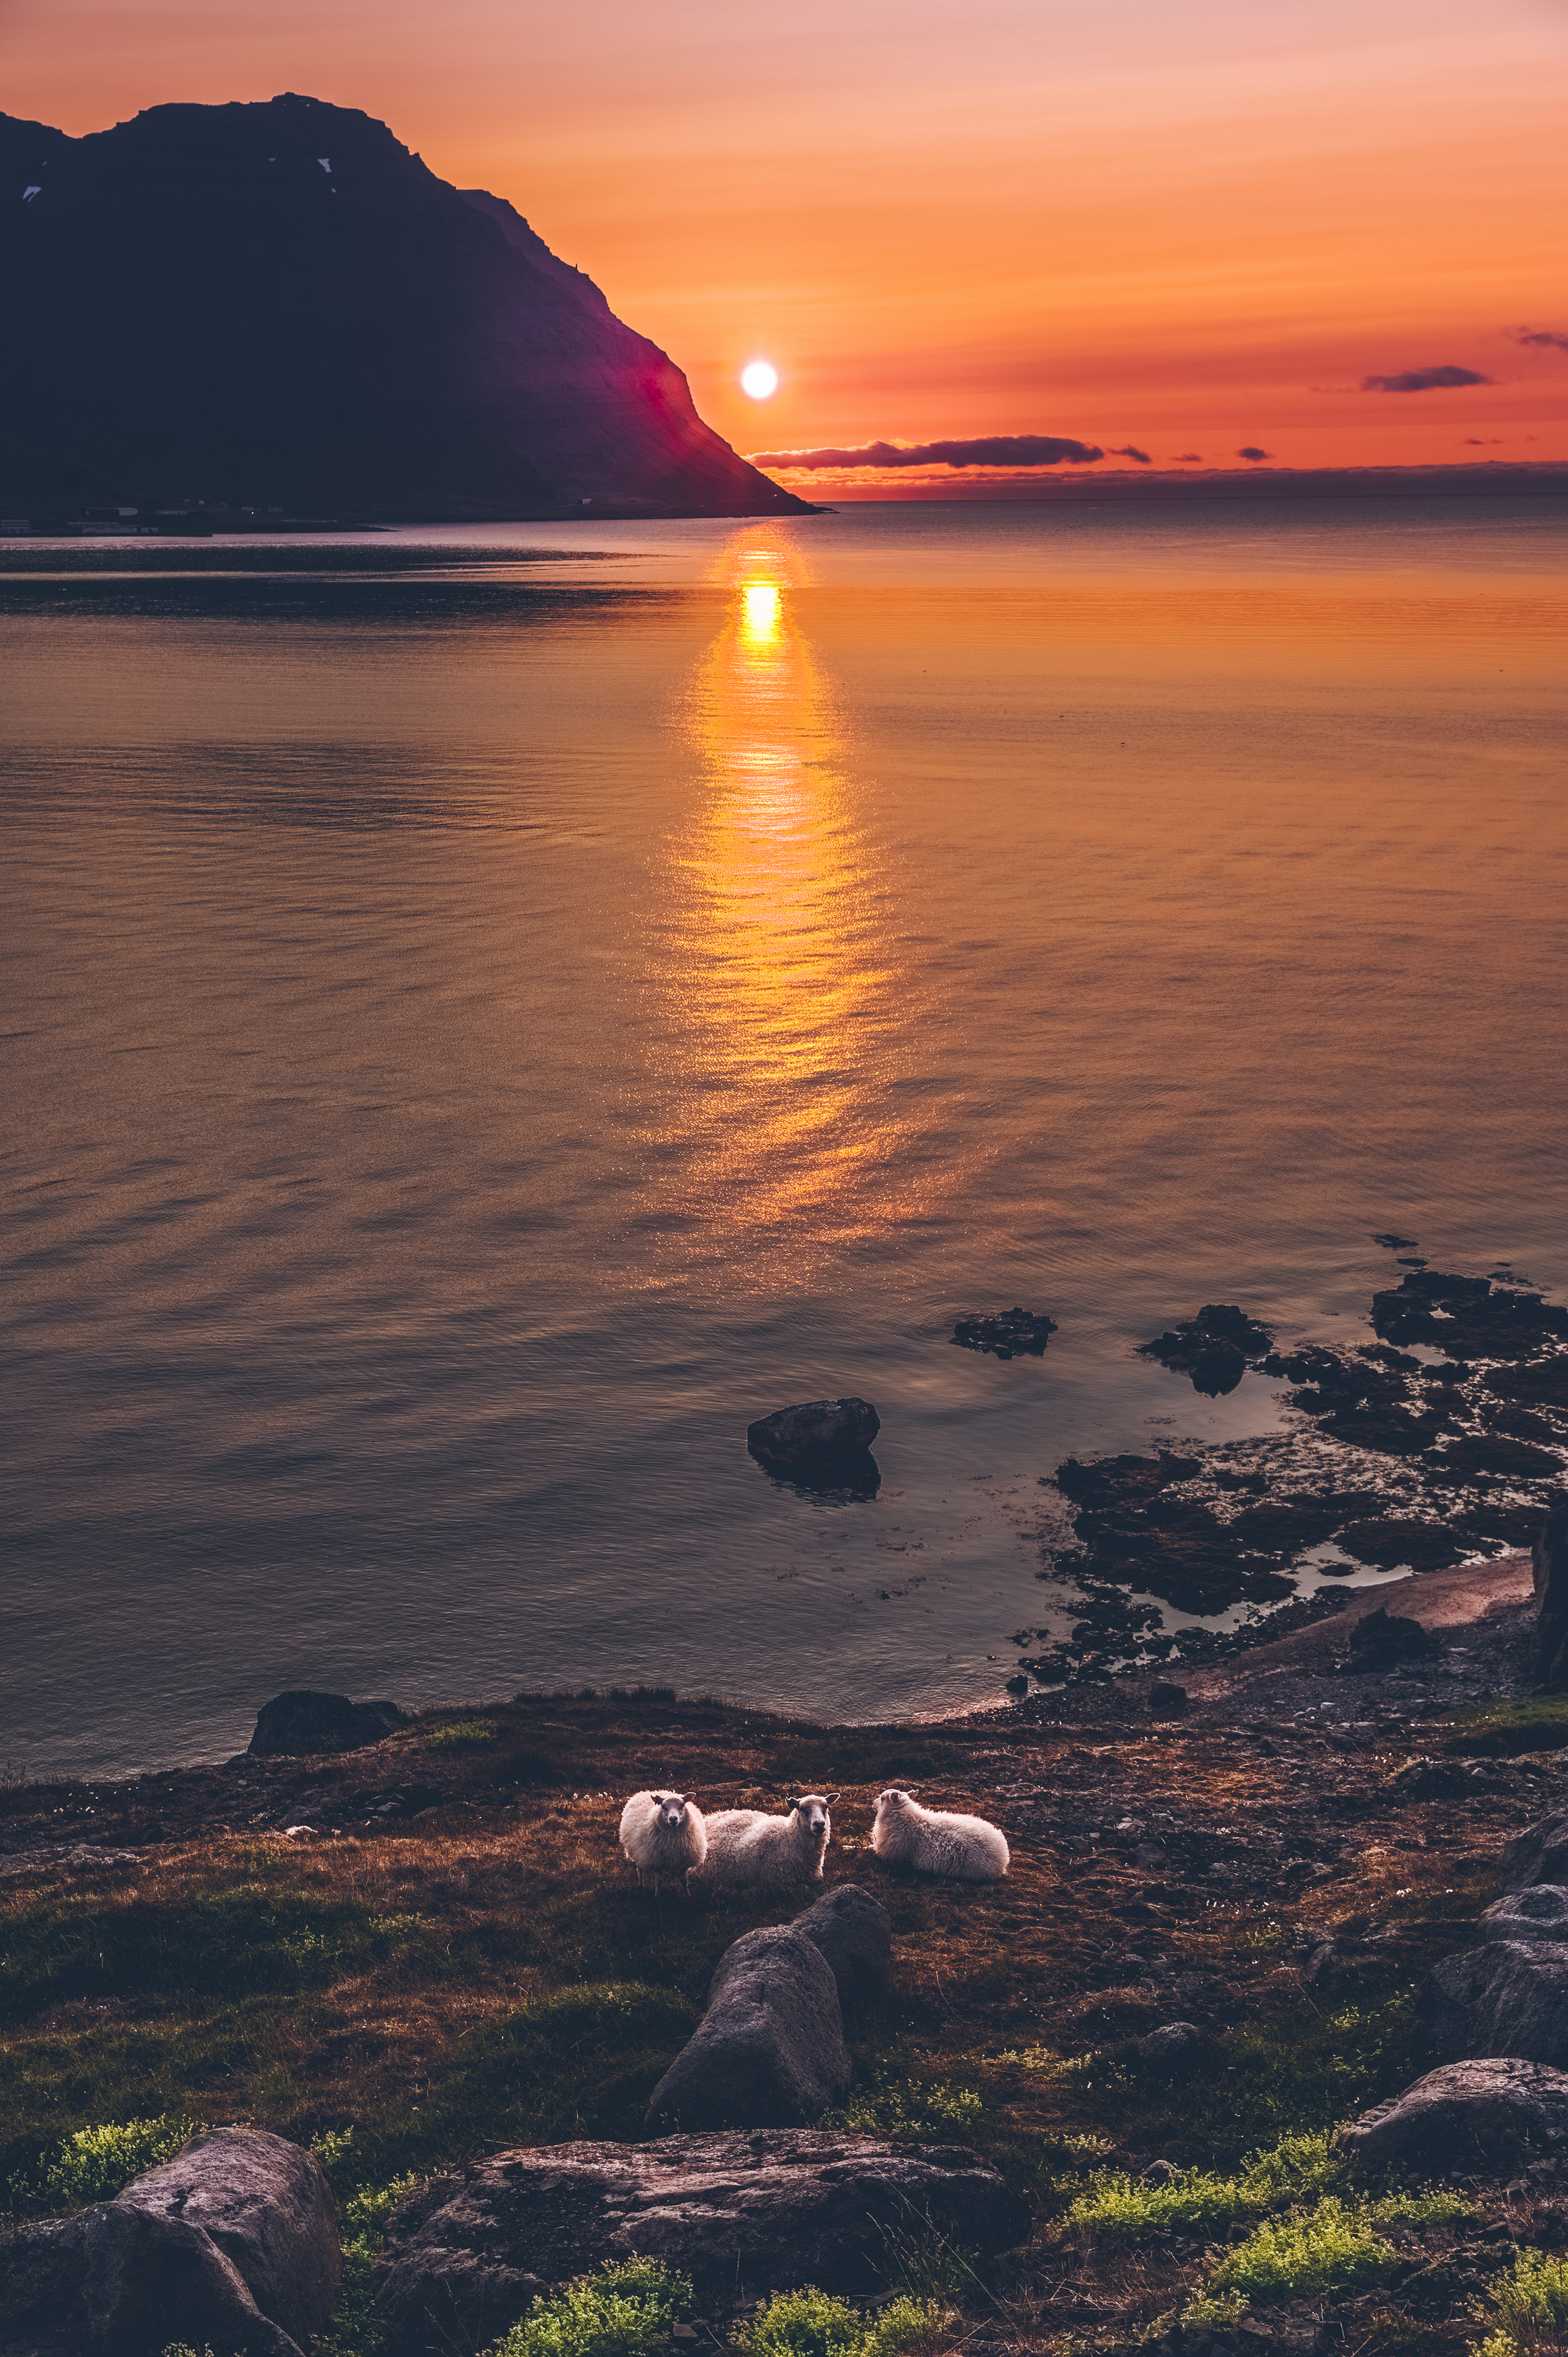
951;1308;1057;1359
1373;1269;1568;1360
1340;2058;1568;2171
372;2132;1030;2356
1137;1304;1273;1397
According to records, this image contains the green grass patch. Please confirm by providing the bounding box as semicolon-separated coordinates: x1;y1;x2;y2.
312;2164;422;2357
733;2289;949;2357
488;2258;692;2357
1445;1694;1568;1757
1473;2245;1568;2357
6;2111;202;2216
822;2058;983;2139
426;1720;499;1751
1195;2196;1397;2307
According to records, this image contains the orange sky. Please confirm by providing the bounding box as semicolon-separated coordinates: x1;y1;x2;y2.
6;0;1565;487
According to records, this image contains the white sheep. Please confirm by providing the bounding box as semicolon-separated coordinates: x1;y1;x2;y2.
687;1793;838;1892
618;1790;707;1893
871;1788;1009;1881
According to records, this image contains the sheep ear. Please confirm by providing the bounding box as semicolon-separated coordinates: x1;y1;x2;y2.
824;1793;840;1806
787;1796;800;1811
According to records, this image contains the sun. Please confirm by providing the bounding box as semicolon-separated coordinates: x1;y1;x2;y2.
740;359;779;400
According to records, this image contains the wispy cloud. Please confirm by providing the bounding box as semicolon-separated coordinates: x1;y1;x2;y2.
744;434;1104;470
1516;326;1568;352
1362;364;1491;392
1110;445;1151;463
1236;446;1270;460
1173;452;1203;462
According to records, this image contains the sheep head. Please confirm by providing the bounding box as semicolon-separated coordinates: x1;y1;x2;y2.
789;1793;837;1834
654;1791;692;1825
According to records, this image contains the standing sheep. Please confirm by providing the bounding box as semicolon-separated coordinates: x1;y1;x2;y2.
618;1790;707;1893
871;1788;1009;1881
688;1793;838;1893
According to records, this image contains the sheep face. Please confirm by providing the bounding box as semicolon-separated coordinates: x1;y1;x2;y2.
790;1793;838;1835
654;1791;693;1827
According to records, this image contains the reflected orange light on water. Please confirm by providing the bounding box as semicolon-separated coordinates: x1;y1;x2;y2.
647;538;922;1273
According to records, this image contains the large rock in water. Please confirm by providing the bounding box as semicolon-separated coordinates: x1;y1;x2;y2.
795;1883;893;2006
647;1924;852;2128
1339;2058;1568;2171
372;2132;1031;2357
747;1399;880;1473
0;95;810;518
249;1689;404;1755
116;2126;341;2349
1424;1941;1568;2065
0;2201;305;2357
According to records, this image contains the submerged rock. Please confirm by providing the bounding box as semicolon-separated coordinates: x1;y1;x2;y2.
1138;1304;1274;1397
951;1307;1057;1360
1340;2057;1568;2171
372;2132;1030;2354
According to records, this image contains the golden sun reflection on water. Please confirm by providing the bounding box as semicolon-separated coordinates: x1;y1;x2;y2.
649;539;920;1274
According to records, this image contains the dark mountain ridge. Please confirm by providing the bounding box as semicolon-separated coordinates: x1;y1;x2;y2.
0;93;810;519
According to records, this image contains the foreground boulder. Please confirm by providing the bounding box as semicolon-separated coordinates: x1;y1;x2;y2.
0;2201;304;2357
796;1883;893;2006
248;1689;405;1755
648;1924;851;2127
1339;2058;1568;2171
1485;1887;1568;1946
117;2126;340;2349
747;1399;879;1474
1503;1814;1568;1892
1425;1941;1568;2065
373;2131;1030;2357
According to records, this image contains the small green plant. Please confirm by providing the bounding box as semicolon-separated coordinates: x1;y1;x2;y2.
1371;2187;1478;2227
312;2171;421;2357
489;2258;692;2357
1197;2197;1397;2307
426;1719;497;1751
11;2114;202;2213
822;2062;982;2138
859;2297;950;2357
1473;2243;1568;2356
1066;2165;1243;2242
368;1912;428;1944
733;2289;949;2357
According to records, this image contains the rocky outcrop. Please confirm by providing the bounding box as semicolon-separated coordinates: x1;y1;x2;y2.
0;2200;305;2357
1137;1304;1274;1397
372;2132;1031;2357
746;1400;880;1478
1502;1814;1568;1892
1484;1887;1568;1946
116;2126;340;2348
1424;1941;1568;2066
0;95;810;519
951;1309;1057;1360
1339;2058;1568;2171
249;1690;405;1755
795;1883;893;2005
1535;1496;1568;1687
647;1924;852;2128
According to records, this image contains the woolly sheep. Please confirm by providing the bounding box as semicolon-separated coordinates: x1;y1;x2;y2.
871;1788;1009;1881
618;1789;707;1893
687;1793;839;1892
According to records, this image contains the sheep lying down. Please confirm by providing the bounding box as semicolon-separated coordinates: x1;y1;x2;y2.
687;1793;839;1892
871;1787;1009;1880
618;1789;707;1892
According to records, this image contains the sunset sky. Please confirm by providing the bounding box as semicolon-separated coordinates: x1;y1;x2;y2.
8;0;1565;492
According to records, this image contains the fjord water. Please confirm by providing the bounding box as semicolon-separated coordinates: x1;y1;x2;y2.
4;497;1566;1776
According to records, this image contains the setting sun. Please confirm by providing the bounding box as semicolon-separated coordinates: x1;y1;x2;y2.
740;360;779;400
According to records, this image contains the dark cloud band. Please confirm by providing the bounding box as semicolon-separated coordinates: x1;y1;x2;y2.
744;434;1104;469
1362;365;1491;392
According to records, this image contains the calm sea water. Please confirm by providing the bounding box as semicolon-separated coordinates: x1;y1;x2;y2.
4;497;1566;1777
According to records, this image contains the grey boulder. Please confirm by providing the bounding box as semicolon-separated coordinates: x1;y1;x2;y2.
1339;2057;1568;2170
1503;1814;1568;1892
746;1399;880;1471
249;1690;405;1755
1485;1887;1568;1946
649;1924;851;2128
1135;2021;1203;2062
117;2126;341;2349
0;2200;305;2357
373;2130;1030;2357
795;1883;892;2006
1424;1941;1568;2065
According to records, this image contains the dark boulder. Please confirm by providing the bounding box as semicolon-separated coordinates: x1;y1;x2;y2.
0;2200;304;2357
117;2126;340;2349
1503;1815;1568;1892
1347;1606;1441;1671
1339;2058;1568;2171
747;1400;880;1475
951;1308;1057;1360
1424;1941;1568;2065
1148;1681;1189;1719
248;1690;405;1756
1135;2021;1203;2062
647;1924;851;2128
1536;1496;1568;1689
372;2131;1031;2356
1485;1888;1568;1946
1137;1305;1273;1396
794;1883;892;2005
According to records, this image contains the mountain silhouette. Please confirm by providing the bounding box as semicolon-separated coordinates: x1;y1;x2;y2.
0;94;809;518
